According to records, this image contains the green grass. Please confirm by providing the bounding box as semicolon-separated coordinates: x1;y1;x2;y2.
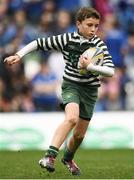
0;149;134;179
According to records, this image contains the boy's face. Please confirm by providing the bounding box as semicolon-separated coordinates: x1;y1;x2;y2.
77;17;99;39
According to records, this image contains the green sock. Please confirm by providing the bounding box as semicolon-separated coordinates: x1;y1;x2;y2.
46;145;59;158
63;148;74;161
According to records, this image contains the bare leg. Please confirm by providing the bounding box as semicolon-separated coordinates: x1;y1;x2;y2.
67;118;90;153
61;118;90;175
51;103;79;148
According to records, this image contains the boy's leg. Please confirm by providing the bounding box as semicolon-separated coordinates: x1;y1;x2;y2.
66;118;89;154
50;103;79;148
62;118;89;175
63;85;97;161
39;102;79;172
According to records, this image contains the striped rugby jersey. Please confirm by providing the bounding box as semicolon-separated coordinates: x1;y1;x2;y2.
37;32;114;87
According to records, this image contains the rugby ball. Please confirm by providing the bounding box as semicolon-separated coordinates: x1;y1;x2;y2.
79;47;104;75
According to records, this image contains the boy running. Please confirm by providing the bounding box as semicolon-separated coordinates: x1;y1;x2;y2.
4;7;114;175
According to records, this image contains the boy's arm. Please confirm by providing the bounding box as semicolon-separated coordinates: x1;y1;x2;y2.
4;40;38;65
79;40;115;77
79;56;114;77
87;63;115;77
4;33;70;65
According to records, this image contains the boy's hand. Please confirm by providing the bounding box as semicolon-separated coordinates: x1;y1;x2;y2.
4;54;21;66
78;55;91;69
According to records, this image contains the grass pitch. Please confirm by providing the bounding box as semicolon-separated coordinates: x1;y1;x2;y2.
0;149;134;179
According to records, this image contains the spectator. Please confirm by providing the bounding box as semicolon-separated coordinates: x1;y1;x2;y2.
31;61;59;111
48;51;65;101
20;86;35;112
0;78;6;112
93;0;114;21
56;0;81;12
0;18;17;58
24;0;44;24
55;10;76;34
0;0;8;19
105;71;122;111
102;14;126;67
13;9;37;47
116;0;134;32
37;11;54;38
123;28;134;80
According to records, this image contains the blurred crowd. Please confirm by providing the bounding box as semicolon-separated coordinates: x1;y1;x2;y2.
0;0;134;112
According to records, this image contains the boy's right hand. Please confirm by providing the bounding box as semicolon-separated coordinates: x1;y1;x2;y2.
4;54;21;66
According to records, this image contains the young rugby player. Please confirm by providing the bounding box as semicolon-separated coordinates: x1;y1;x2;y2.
4;7;114;175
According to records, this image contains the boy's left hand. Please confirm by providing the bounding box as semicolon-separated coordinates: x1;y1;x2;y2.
78;55;91;69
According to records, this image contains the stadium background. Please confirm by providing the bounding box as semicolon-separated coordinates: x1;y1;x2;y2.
1;0;134;179
0;0;134;113
1;0;134;112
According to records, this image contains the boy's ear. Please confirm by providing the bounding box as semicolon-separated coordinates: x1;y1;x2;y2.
76;21;81;28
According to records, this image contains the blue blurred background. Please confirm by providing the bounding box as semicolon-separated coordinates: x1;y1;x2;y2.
0;0;134;112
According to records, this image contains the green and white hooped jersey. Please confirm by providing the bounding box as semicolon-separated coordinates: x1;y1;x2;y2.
37;32;114;87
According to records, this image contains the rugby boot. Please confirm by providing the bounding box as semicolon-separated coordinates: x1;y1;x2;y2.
61;158;81;175
39;156;55;172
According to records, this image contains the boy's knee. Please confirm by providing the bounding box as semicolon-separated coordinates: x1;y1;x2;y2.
66;115;78;126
